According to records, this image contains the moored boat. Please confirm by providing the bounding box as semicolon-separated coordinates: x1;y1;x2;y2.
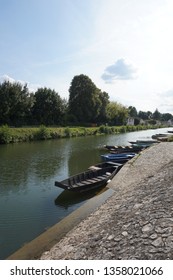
104;145;131;150
129;139;159;147
110;146;144;154
152;133;169;139
101;152;136;162
131;139;159;144
104;144;144;152
88;161;123;170
55;162;121;192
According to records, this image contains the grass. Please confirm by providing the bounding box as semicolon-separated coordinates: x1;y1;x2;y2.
0;124;166;144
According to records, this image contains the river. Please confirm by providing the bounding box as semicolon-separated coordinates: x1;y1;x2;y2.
0;127;169;259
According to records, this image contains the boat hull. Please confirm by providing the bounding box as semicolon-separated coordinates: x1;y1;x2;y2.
55;164;120;192
101;153;136;162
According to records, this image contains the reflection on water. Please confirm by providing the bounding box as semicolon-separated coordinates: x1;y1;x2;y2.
55;186;109;210
0;127;169;259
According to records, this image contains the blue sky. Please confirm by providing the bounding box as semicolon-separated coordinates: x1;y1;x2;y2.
1;0;173;113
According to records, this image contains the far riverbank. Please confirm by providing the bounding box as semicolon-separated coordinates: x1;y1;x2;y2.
0;124;166;144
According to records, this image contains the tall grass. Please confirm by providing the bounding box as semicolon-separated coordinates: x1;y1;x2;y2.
0;125;11;144
0;124;166;144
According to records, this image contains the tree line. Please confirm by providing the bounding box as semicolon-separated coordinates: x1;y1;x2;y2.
0;74;172;127
128;106;173;125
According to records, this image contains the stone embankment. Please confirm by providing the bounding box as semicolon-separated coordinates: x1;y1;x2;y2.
40;142;173;260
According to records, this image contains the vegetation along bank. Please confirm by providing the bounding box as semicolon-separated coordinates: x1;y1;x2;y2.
0;124;166;144
1;74;173;129
1;73;172;144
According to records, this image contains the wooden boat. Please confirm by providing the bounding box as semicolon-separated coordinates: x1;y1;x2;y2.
88;161;123;170
101;153;136;162
152;133;169;139
156;136;168;142
55;162;121;192
104;145;143;153
129;139;159;147
110;146;143;154
104;145;131;150
130;139;159;144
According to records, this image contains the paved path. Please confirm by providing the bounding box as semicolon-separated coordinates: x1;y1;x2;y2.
40;142;173;260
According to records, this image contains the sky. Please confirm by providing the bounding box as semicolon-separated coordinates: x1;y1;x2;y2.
1;0;173;114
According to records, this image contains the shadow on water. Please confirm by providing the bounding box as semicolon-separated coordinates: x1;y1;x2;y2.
54;186;109;209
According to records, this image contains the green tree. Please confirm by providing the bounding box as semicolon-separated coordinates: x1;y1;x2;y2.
106;102;128;125
138;110;151;120
128;106;138;118
68;74;103;123
32;87;65;125
161;113;173;121
0;81;33;126
152;108;161;120
96;91;109;123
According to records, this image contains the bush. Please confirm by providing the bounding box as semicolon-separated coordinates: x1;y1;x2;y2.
118;126;126;133
0;125;11;144
99;125;112;134
64;127;71;137
35;125;50;140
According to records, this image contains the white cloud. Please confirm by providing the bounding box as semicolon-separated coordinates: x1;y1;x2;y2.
0;74;41;92
101;58;138;83
1;0;173;114
0;74;15;84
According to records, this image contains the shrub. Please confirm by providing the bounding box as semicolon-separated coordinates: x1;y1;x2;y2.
64;127;71;137
0;125;11;144
35;125;50;140
118;126;126;133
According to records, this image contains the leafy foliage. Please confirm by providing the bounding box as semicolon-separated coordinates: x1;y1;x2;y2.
0;76;172;129
68;74;109;124
106;102;128;125
128;106;138;118
68;74;99;123
32;87;66;125
0;125;11;144
35;125;50;140
0;81;33;126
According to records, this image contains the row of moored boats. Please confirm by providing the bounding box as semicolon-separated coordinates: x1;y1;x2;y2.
55;137;160;193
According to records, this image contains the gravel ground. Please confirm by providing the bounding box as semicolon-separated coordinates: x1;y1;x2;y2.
40;142;173;260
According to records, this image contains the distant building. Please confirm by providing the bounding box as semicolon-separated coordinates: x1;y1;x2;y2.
139;119;146;125
127;117;134;125
167;119;173;126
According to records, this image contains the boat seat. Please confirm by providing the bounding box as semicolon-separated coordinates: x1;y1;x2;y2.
93;177;101;181
97;176;107;180
88;166;102;171
87;177;102;183
86;179;99;183
80;180;91;185
76;182;85;186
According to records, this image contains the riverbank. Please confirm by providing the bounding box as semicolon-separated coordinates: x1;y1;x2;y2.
0;124;164;144
39;142;173;260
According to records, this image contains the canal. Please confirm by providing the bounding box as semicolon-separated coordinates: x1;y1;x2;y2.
0;127;169;259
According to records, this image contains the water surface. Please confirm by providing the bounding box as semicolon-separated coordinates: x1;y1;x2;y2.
0;127;169;259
